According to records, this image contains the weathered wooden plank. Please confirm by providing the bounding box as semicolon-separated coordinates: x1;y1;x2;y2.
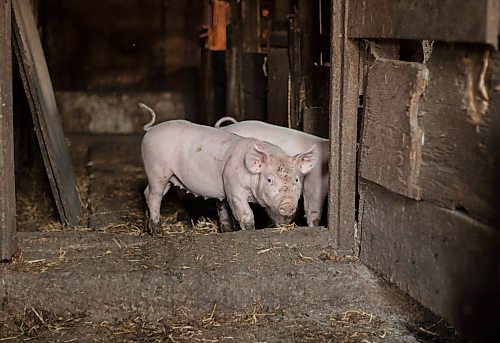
360;44;500;226
241;0;260;53
360;181;500;341
348;0;499;47
360;59;428;200
0;0;17;260
329;0;359;251
417;43;500;226
12;0;81;225
266;48;289;127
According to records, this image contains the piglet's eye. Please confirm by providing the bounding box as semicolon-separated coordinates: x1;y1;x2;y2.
267;177;273;183
295;177;299;183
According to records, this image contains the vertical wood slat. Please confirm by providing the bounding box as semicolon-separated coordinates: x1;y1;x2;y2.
12;0;81;225
241;0;260;53
329;0;359;251
288;15;301;130
266;48;289;127
226;0;243;120
0;0;17;260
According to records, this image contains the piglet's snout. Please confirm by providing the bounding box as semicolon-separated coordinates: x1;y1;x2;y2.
278;198;296;216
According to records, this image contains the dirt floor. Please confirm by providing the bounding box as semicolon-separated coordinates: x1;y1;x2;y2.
1;135;465;342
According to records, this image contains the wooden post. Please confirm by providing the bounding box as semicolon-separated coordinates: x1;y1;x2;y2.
329;0;359;252
0;0;17;260
226;0;243;119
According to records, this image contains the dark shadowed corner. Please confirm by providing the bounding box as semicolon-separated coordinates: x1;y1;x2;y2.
456;137;500;342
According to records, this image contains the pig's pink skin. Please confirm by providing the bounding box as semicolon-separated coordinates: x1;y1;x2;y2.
141;120;318;233
218;120;329;227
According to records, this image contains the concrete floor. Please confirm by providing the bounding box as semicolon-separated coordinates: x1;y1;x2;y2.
0;135;464;342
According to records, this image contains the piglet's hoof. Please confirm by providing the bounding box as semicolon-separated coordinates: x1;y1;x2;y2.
144;212;161;235
145;220;161;235
310;219;320;227
242;222;255;231
219;220;234;233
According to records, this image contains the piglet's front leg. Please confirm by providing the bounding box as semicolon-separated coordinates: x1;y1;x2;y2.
303;177;325;227
227;196;256;230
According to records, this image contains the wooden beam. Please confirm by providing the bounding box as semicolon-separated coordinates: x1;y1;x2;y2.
0;0;17;260
348;0;499;47
360;181;500;341
329;0;359;251
418;43;500;226
12;0;81;225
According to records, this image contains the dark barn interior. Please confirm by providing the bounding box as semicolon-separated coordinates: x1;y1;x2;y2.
1;0;500;342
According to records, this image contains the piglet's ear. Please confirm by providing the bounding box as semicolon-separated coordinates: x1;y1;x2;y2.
245;144;269;174
294;145;318;174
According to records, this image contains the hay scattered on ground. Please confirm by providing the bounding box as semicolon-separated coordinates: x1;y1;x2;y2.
1;304;459;342
318;250;358;263
271;223;297;233
16;165;58;228
0;306;379;342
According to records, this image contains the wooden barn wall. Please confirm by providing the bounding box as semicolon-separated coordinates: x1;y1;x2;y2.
344;1;500;338
40;0;204;134
358;42;500;340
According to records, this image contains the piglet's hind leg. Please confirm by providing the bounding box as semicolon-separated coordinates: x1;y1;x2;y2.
144;174;172;234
